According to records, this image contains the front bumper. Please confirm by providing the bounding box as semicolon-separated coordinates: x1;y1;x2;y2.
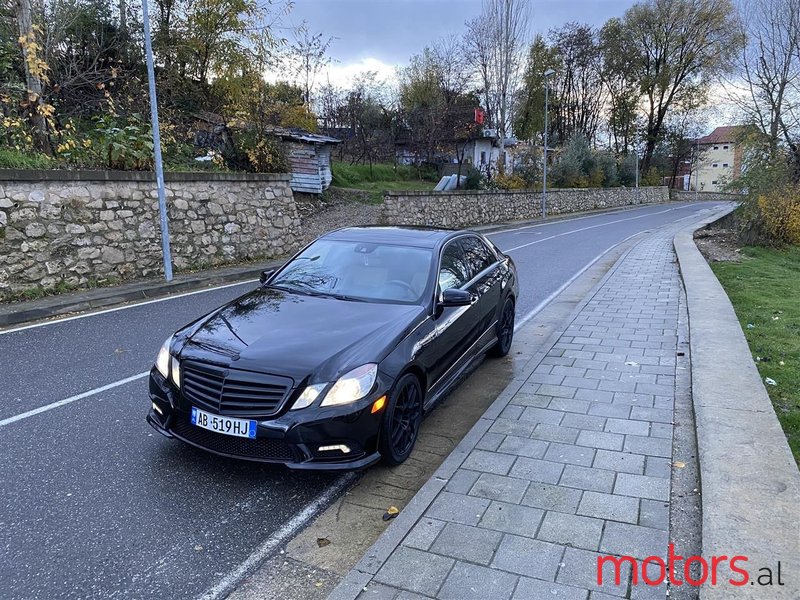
147;369;383;471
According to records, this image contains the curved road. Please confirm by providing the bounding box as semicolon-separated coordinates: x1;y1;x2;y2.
0;201;722;599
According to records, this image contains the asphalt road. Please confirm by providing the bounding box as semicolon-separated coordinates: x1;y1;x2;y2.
0;201;721;599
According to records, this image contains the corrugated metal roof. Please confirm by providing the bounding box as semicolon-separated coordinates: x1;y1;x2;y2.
264;126;341;144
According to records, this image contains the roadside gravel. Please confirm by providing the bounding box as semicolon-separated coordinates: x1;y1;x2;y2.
295;189;383;247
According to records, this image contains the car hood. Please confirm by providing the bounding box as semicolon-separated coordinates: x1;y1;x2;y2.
176;287;425;383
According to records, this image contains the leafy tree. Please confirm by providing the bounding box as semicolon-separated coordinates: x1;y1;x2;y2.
598;18;641;155
615;0;741;173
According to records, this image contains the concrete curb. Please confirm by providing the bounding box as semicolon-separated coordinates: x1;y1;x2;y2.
0;260;283;328
674;212;800;598
327;230;647;600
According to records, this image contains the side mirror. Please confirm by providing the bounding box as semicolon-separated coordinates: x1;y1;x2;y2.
439;288;475;307
259;269;276;284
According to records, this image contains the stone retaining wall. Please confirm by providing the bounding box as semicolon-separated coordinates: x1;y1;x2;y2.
381;186;670;228
0;170;299;298
669;189;743;202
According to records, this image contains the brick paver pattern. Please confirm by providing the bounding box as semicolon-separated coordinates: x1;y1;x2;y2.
358;232;682;600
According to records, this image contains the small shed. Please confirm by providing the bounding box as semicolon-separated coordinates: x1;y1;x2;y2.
265;126;341;194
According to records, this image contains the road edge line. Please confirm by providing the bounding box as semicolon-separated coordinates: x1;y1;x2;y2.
198;472;359;600
0;371;149;426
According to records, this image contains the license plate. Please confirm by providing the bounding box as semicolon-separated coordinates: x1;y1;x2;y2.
191;407;256;439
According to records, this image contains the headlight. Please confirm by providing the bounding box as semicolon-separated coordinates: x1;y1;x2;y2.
170;356;181;388
155;336;173;379
291;383;326;410
321;364;377;407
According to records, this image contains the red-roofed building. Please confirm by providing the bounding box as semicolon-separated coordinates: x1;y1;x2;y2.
694;125;748;192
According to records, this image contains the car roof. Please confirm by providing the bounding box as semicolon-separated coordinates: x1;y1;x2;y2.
323;226;471;249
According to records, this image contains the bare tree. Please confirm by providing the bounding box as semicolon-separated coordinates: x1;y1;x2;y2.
465;0;529;172
725;0;800;179
286;27;335;106
549;23;606;145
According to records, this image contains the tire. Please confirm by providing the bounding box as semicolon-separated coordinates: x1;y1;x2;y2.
488;297;515;358
379;373;424;466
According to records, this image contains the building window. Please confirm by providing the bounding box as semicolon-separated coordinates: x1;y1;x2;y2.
712;163;718;167
723;163;729;167
480;151;487;165
714;145;719;150
712;180;718;185
723;145;729;150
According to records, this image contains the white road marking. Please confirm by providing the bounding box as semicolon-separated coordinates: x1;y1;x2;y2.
513;231;642;333
0;371;149;427
485;201;702;236
0;279;258;336
503;203;702;253
197;472;358;600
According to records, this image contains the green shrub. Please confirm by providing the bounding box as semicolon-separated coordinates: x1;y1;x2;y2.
464;166;484;190
752;184;800;246
514;145;542;187
0;148;53;169
242;135;289;173
549;134;621;188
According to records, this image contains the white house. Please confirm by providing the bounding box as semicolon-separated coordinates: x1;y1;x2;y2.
461;128;517;175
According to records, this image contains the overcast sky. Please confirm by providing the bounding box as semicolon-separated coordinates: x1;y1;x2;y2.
277;0;639;87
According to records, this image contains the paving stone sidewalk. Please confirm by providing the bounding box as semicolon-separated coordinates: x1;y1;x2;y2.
338;231;685;600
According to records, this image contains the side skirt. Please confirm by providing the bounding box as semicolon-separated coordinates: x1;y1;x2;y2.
423;323;498;412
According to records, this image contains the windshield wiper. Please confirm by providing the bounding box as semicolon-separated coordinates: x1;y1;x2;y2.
268;284;366;302
324;292;367;302
268;283;323;297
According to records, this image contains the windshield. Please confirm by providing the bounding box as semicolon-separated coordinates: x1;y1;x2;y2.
269;239;433;304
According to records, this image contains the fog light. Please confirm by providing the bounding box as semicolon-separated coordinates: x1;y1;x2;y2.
152;402;164;416
318;444;351;454
371;395;387;414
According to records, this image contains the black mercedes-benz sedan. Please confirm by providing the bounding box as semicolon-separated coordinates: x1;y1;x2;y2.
147;226;518;469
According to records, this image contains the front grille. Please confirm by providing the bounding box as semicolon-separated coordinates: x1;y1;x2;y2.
172;418;295;462
181;360;294;418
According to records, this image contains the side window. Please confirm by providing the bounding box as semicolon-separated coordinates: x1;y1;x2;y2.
460;236;495;279
438;241;470;291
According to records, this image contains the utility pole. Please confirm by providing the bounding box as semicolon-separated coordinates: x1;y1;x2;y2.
695;138;700;201
541;68;555;219
635;149;640;203
142;0;173;281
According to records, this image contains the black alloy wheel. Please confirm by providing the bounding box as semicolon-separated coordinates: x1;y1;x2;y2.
489;297;515;358
379;373;423;465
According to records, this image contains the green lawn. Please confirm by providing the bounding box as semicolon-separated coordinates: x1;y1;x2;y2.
330;162;437;202
711;246;800;465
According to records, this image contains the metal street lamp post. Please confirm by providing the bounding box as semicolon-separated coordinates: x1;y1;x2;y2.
635;148;640;203
542;68;555;219
142;0;173;281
